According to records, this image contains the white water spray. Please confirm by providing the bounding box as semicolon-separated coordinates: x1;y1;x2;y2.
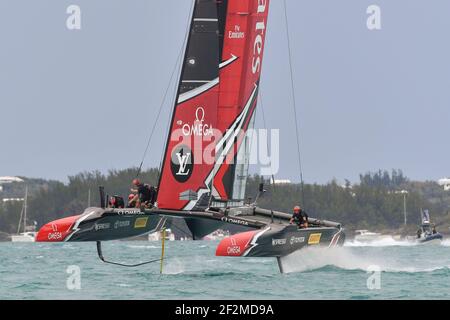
344;238;417;247
441;239;450;247
279;246;450;274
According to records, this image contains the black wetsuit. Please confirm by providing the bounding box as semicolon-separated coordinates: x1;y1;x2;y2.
137;184;152;203
138;184;157;205
292;210;308;227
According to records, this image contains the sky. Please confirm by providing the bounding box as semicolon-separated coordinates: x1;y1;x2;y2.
1;0;450;184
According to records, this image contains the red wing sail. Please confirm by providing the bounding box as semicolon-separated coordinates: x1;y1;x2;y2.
157;0;271;210
157;0;221;210
214;0;270;202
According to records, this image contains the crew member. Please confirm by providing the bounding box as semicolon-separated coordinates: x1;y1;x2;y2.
149;186;157;206
130;178;156;208
127;193;137;208
290;205;308;229
109;195;125;209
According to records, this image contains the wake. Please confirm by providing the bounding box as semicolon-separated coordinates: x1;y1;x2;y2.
345;237;450;247
441;239;450;247
344;238;416;247
126;245;161;249
279;246;450;274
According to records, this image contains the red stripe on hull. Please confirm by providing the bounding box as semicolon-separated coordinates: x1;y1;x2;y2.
36;215;81;242
215;230;258;256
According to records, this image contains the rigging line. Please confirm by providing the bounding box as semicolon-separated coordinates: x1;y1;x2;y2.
257;92;276;191
244;105;258;204
157;0;196;177
135;48;184;178
137;0;195;178
16;205;24;234
283;0;306;208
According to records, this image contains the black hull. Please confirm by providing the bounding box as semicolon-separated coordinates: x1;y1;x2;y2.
36;208;165;242
67;210;166;242
215;223;344;258
244;225;344;257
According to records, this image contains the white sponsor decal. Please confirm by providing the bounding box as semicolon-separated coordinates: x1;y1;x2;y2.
116;209;143;215
114;220;131;229
290;236;305;245
176;152;192;176
221;217;249;226
252;0;268;74
94;223;110;231
229;25;245;39
227;246;241;255
181;107;214;137
227;237;241;255
48;223;63;240
272;238;287;246
48;232;63;241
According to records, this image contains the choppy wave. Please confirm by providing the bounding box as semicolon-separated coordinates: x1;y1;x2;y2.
441;239;450;247
162;256;222;275
345;238;417;247
2;241;450;299
126;245;161;249
346;237;450;248
279;246;450;274
116;283;133;288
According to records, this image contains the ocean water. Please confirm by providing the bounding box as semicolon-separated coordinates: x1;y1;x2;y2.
1;239;450;300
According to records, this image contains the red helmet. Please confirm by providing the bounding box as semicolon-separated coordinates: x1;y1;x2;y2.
132;178;141;186
294;206;301;213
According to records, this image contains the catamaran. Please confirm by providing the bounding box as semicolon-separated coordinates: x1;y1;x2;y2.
36;0;345;272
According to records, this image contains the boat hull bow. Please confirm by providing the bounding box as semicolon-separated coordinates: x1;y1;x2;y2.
36;208;165;242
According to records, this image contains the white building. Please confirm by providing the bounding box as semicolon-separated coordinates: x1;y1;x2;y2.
0;176;24;192
270;178;292;185
438;178;450;191
0;176;24;184
2;198;25;203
